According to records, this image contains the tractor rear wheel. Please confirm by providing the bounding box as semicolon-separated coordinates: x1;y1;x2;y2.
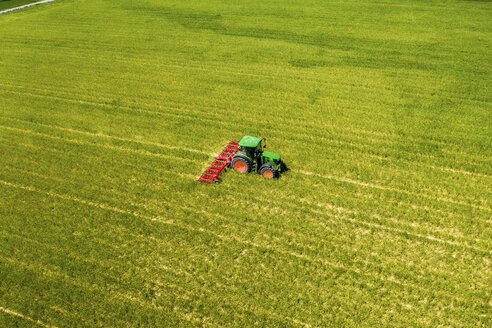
260;166;277;178
231;156;251;173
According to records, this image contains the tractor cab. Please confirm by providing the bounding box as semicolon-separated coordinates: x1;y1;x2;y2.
238;136;263;159
232;136;283;178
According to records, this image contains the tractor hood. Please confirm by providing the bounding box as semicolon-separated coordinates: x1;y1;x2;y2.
262;151;281;160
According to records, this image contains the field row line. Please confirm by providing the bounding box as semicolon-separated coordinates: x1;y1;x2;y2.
0;129;488;238
211;188;490;255
0;219;325;328
2;125;490;241
1;213;476;328
6;157;489;266
146;265;315;328
0;232;315;328
0;305;57;328
0;255;213;327
6;136;487;254
156;259;317;328
6;200;484;319
0;121;489;212
0;194;331;327
3;174;488;312
0;115;209;155
2;85;489;175
20;85;492;171
2;81;489;163
4;74;490;145
292;196;489;247
0;178;468;299
299;170;490;212
125;60;492;104
3;41;490;106
184;195;491;293
1;129;477;228
0;124;201;162
0;81;428;147
2;176;487;306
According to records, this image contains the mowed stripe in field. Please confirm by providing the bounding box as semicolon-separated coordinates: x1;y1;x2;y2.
1;95;490;326
1;133;489;259
2;86;490;192
0;131;488;326
0;126;489;273
0;305;56;328
0;118;489;227
2;81;490;170
0;179;488;327
0;113;489;248
0;107;489;210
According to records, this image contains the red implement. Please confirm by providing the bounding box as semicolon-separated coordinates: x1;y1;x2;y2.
197;140;239;183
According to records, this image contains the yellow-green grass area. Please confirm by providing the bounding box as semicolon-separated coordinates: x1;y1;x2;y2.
0;0;44;11
0;0;490;326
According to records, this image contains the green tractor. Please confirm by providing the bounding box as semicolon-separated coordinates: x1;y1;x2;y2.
231;136;283;178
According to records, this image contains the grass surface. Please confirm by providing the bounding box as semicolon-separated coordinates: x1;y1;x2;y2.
0;0;491;327
0;0;44;11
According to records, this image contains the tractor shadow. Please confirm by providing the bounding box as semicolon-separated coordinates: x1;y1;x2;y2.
278;162;290;178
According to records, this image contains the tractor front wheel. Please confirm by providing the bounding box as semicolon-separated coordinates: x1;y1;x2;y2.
260;166;277;178
231;156;251;173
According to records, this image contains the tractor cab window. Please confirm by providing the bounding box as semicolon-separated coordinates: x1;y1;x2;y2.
239;146;256;159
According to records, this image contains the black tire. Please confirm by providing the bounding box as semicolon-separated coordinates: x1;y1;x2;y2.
213;178;221;184
231;156;252;173
260;165;277;178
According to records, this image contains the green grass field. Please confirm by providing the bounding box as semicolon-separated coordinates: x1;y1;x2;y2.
0;0;490;326
0;0;42;11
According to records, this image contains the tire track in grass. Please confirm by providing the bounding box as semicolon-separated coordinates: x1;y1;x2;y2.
1;178;488;309
197;185;491;257
0;119;489;210
3;199;482;326
0;118;210;156
0;124;201;163
2;125;489;253
1;173;488;322
0;255;211;327
1;128;486;237
0;192;470;324
2;84;490;169
2;123;484;326
6;156;490;288
165;196;491;303
0;203;314;327
2;84;490;168
2;233;314;328
2;88;489;181
0;178;449;289
299;170;491;212
3;49;491;108
1;125;489;246
2;78;478;153
1;116;488;226
3;160;488;306
161;192;491;300
0;305;57;328
4;99;486;176
2;129;488;246
2;58;488;139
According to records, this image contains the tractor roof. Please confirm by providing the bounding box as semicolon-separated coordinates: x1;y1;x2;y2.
238;136;262;148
